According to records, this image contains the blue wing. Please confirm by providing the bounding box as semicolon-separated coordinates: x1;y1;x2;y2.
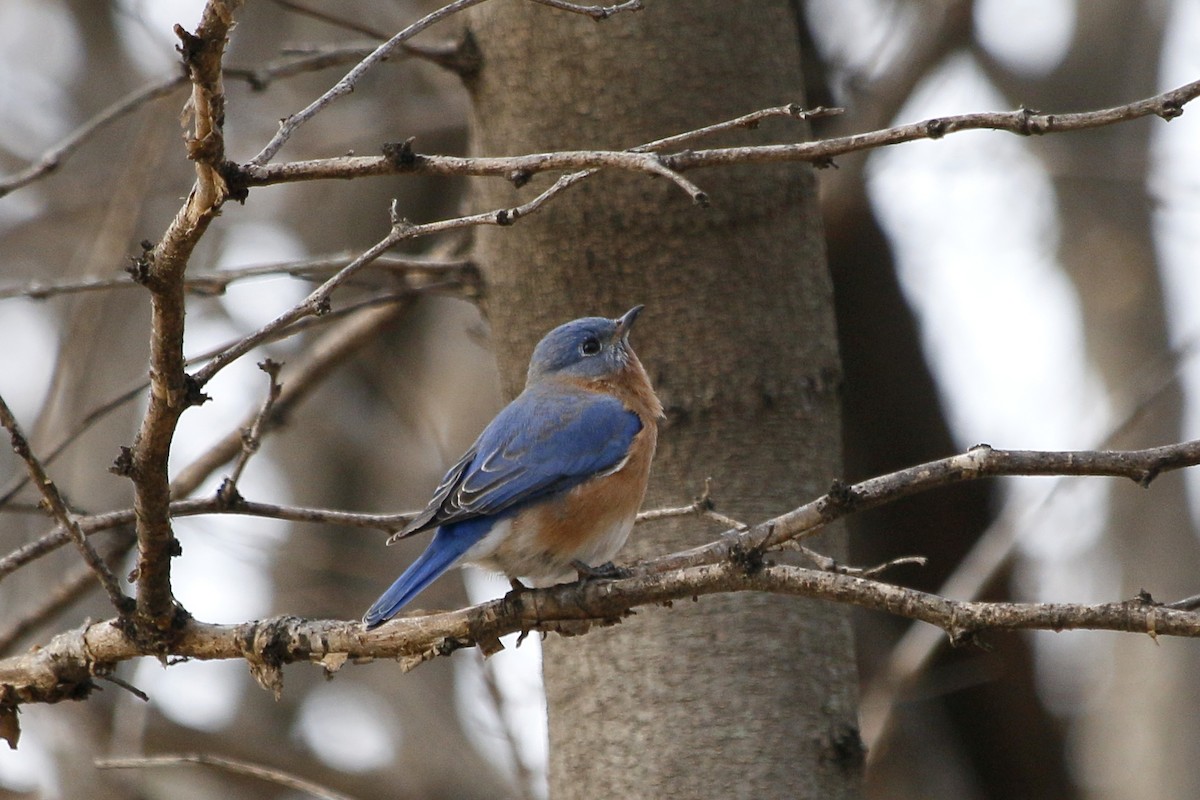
394;383;643;539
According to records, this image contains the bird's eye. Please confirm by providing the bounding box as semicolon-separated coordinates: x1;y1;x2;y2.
580;336;602;356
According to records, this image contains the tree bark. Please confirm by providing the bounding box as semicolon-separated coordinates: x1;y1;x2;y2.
465;3;861;797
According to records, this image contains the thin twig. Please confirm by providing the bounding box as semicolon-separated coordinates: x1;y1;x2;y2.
0;76;188;198
0;290;430;510
249;0;492;166
241;79;1200;187
0;392;129;611
635;478;749;530
631;104;842;153
224;360;283;489
0;495;416;585
189;170;592;390
526;0;643;20
271;0;392;38
0;529;136;655
0;255;477;302
96;754;358;800
648;440;1200;577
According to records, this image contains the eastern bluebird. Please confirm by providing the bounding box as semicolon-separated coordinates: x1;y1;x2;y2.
363;306;662;629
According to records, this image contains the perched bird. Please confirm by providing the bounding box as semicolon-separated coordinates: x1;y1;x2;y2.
363;306;662;629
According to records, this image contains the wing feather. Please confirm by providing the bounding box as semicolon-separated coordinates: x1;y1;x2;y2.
392;384;641;540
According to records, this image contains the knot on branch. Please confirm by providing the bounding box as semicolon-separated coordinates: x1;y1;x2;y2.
216;478;244;510
1136;466;1160;488
109;445;136;478
126;242;155;286
217;160;249;203
1158;97;1184;120
183;374;212;409
124;604;191;654
822;721;867;775
823;479;861;513
924;118;949;139
382;137;420;171
173;24;204;65
947;627;990;650
240;616;306;698
1016;106;1046;135
729;538;768;576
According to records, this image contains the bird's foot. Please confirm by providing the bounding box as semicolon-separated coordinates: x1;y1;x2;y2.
571;559;630;581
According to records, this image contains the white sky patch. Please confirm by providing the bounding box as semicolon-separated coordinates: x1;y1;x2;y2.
134;657;248;732
0;0;80;157
869;53;1106;451
458;568;549;799
170;310;280;488
868;53;1116;712
294;683;400;773
1154;0;1200;514
0;298;59;422
805;0;919;88
112;0;207;77
973;0;1076;77
0;722;59;796
215;221;312;338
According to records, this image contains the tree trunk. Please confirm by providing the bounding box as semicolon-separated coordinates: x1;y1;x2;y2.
465;4;862;797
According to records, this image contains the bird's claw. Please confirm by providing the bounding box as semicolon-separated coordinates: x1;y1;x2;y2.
571;559;630;581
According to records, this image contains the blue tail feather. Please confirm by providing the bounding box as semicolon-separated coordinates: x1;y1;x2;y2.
362;523;483;629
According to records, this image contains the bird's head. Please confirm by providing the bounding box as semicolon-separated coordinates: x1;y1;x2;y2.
526;305;644;385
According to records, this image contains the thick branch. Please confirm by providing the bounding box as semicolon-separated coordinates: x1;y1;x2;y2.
3;560;1196;708
128;0;241;633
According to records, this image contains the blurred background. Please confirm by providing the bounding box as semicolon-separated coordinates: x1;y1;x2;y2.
1;0;1199;798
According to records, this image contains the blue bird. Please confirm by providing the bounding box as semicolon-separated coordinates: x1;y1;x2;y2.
363;306;662;628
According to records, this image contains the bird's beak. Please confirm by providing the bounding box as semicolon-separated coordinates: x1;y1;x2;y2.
614;305;644;340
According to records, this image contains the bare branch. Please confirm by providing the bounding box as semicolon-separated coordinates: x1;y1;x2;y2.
126;0;242;632
0;392;129;611
0;530;136;656
271;0;392;38
526;0;643;20
96;754;358;800
0;494;415;586
223;360;283;490
188;168;592;391
5;558;1199;709
0;254;477;302
249;0;491;166
240;79;1200;188
653;441;1200;575
0;76;188;198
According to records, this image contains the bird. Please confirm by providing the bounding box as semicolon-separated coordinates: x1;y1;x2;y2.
363;305;662;629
